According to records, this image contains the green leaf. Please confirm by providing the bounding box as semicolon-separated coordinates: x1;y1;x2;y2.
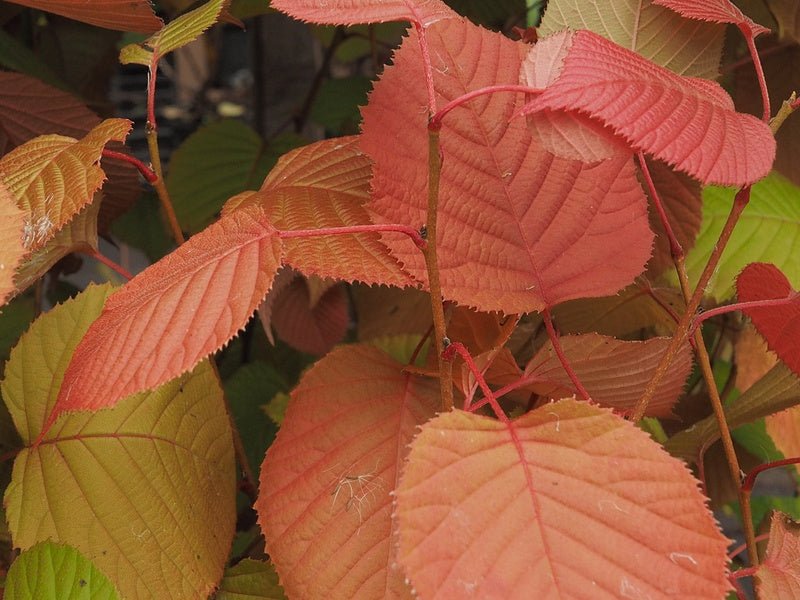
539;0;724;79
262;391;289;427
0;29;68;92
2;284;237;600
120;0;226;65
310;77;371;133
683;173;800;301
225;361;285;477
5;541;120;600
0;294;34;376
168;120;304;233
665;363;800;462
216;559;287;600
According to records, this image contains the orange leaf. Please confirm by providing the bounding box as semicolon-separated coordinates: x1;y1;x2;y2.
226;137;415;288
521;333;693;417
271;0;456;26
0;119;131;251
257;345;439;599
0;73;142;229
766;406;800;478
396;402;731;598
5;0;162;33
362;19;653;313
0;181;25;306
757;512;800;598
51;204;282;426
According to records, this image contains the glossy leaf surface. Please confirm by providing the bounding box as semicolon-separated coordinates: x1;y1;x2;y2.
2;285;236;600
395;401;730;598
257;345;439;599
363;19;653;313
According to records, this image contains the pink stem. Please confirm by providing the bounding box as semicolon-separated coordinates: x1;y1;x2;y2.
102;149;157;183
442;342;508;422
85;249;133;280
636;153;683;260
691;293;799;334
279;224;427;250
741;26;771;121
430;84;541;130
543;308;592;403
742;456;800;493
413;22;438;114
729;538;770;562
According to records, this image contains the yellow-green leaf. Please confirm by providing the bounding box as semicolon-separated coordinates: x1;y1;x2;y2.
120;0;226;65
0;180;25;306
0;119;131;252
5;541;120;600
2;284;236;600
216;559;287;600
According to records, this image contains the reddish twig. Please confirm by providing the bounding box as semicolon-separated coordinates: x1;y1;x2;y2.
730;537;770;562
84;249;134;280
101;149;158;183
543;308;592;403
691;293;799;335
636;153;683;260
430;84;540;130
443;341;507;422
742;457;800;493
740;26;770;121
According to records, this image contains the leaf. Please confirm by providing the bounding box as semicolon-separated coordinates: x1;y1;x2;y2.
216;560;287;600
0;29;68;91
446;0;525;28
652;0;770;36
226;137;415;288
4;0;162;33
13;201;100;297
395;401;731;598
352;285;433;341
362;19;653;313
120;0;226;65
519;30;775;187
257;345;439;599
552;284;683;338
756;512;800;598
5;541;120;600
539;0;724;79
0;180;25;306
0;119;131;251
269;275;349;355
737;263;800;375
51;204;282;426
521;333;692;417
766;407;800;478
665;363;800;462
2;285;236;600
684;173;800;301
270;0;456;26
768;0;800;42
0;73;142;229
168;120;304;233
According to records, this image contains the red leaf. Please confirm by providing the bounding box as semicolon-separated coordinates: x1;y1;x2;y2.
521;333;692;417
362;19;653;313
51;204;282;425
756;512;800;598
736;262;800;375
0;73;141;229
269;275;349;355
257;345;439;599
270;0;456;26
226;137;415;288
652;0;770;37
5;0;162;33
395;402;731;598
520;30;775;186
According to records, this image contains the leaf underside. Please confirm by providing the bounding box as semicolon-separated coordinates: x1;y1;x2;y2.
270;0;457;26
4;0;162;33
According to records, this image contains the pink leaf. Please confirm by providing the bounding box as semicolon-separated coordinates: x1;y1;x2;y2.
395;401;731;598
51;204;282;427
652;0;770;37
362;19;653;313
270;0;456;26
257;345;439;599
736;262;800;375
520;30;775;186
756;512;800;598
